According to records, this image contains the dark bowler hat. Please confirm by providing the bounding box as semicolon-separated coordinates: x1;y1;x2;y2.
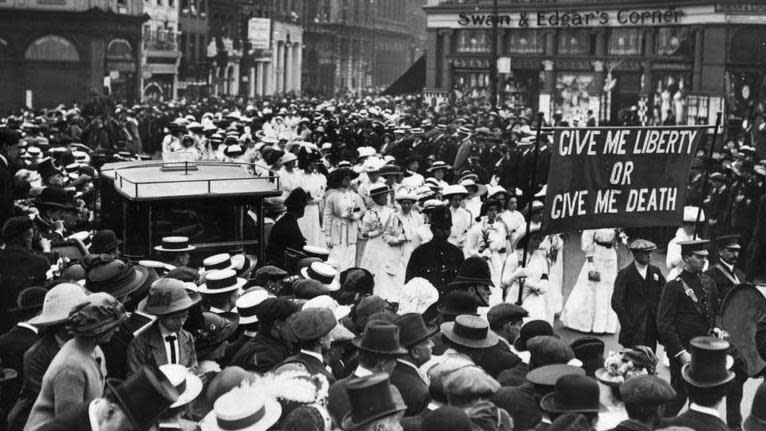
679;239;709;256
353;322;408;356
526;364;585;387
540;374;603;414
394;313;438;347
717;234;742;250
441;315;498;349
36;186;75;209
745;380;766;431
514;320;554;352
448;257;494;288
342;374;406;430
289;308;337;342
437;291;479;316
682;336;735;388
11;286;48;312
90;229;122;254
106;366;179;431
154;236;195;253
429;204;452;231
619;375;676;406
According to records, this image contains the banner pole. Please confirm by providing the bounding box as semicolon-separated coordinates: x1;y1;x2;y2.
514;112;545;305
693;112;722;239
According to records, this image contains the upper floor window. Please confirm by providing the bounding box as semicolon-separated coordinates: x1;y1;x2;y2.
456;30;490;53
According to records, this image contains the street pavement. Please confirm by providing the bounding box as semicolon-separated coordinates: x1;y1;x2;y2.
551;231;760;421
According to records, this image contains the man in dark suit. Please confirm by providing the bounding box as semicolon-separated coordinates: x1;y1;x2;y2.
440;314;520;379
612;375;676;431
657;240;723;416
265;187;307;268
390;313;436;417
706;234;746;302
612;239;666;350
660;337;732;431
273;308;337;383
227;297;298;373
0;128;20;229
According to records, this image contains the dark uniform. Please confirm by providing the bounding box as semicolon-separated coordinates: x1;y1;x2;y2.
657;269;720;416
405;236;463;323
611;262;665;349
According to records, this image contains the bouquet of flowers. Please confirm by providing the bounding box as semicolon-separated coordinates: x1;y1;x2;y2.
597;346;657;386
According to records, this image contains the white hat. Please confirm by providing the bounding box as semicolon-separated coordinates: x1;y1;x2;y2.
398;277;439;315
280;152;297;164
236;289;271;325
321;142;333;151
29;283;88;327
683;206;705;223
159;364;203;408
203;253;234;272
200;386;282;431
357;146;377;158
395;191;419;202
369;183;389;197
154;236;195;253
442;184;469;198
300;262;338;289
303;295;351;321
198;269;247;294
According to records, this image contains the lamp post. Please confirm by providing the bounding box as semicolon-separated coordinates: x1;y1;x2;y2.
489;0;498;109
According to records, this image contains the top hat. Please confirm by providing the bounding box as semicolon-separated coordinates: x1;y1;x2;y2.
682;336;735;388
35;186;75;209
160;364;203;408
540;374;603;414
352;322;408;356
154;236;195;253
11;286;48;312
448;257;494;288
84;255;149;301
90;230;122;254
29;283;88;327
198;269;247;295
36;157;62;180
441;315;499;349
514;319;554;352
139;278;201;316
107;367;180;431
394;313;438;347
342;374;406;431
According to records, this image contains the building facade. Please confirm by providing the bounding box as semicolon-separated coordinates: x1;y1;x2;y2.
301;0;422;97
141;0;182;100
178;0;208;98
424;0;766;126
0;0;146;111
207;0;241;96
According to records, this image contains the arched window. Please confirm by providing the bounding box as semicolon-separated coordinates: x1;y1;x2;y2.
106;39;134;60
25;35;79;62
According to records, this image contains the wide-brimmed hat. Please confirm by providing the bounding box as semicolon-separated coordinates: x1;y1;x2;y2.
300;262;337;287
198;269;247;294
200;386;282;431
90;229;122;254
154;236;195;253
67;292;128;337
526;364;585;387
352;321;408;356
342;374;406;431
441;314;498;349
682;336;735;388
236;289;270;325
29;283;88;327
35;186;75;209
394;191;418;202
426;161;451;173
303;245;330;261
394;313;438;347
540;374;603;414
107;367;179;431
441;184;469;198
84;254;149;301
448;256;494;288
160;364;203;408
138;278;201;316
303;295;351;321
369;183;390;197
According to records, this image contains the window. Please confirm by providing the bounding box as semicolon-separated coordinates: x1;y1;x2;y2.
181;0;188;10
106;39;134;60
657;27;692;57
25;35;80;62
456;30;490;53
609;29;641;55
507;30;543;54
558;30;591;55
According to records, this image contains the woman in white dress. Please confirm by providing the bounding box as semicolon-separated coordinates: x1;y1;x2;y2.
465;200;508;300
501;229;552;324
542;233;565;317
296;148;327;247
323;167;366;271
359;184;394;299
560;228;620;334
381;191;424;301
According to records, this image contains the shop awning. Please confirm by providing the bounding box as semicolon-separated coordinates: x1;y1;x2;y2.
382;55;425;96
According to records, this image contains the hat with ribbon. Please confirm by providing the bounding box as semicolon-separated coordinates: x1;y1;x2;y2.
203;253;236;272
427;161;451;173
394;313;438;348
90;229;122;254
303;245;330;261
67;292;127;337
154;236;195;253
138;278;201;316
353;321;408;356
300;261;337;287
29;283;88;327
236;289;270;325
160;364;203;408
83;254;150;301
342;374;406;431
200;386;282;431
441;314;499;349
198;269;247;295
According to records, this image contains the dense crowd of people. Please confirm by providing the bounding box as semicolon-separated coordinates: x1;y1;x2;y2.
0;93;765;431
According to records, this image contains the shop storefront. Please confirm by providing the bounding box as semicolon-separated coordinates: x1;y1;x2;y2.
424;2;766;128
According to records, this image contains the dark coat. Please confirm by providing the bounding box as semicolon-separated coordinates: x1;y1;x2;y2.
405;237;463;322
609;419;653;431
38;401;91;431
471;342;522;379
705;263;746;304
265;213;306;267
228;332;292;373
389;360;430;417
611;262;665;348
0;156;13;229
0;324;39;410
0;247;49;333
657;270;720;357
660;409;729;431
127;323;197;375
491;382;542;431
7;333;61;431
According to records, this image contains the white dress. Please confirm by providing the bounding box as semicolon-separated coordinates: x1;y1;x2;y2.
542;234;565;316
360;204;395;298
465;218;508;290
501;248;553;324
560;229;620;334
297;170;326;248
381;210;424;301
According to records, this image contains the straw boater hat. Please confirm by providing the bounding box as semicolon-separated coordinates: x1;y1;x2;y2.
369;183;389;197
300;261;338;288
154;236;195;253
236;289;270;325
160;364;203;409
441;185;469;198
427;161;451;173
198;269;247;295
200;386;282;431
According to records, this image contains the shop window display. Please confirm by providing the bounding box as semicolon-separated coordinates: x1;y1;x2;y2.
608;28;641;56
507;29;544;54
555;73;599;123
656;27;692;57
557;29;591;55
456;29;490;53
652;74;690;125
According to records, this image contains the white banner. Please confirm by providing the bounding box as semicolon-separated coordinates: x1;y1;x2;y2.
248;18;271;50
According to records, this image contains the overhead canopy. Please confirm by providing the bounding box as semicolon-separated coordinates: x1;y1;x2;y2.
382;55;425;96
